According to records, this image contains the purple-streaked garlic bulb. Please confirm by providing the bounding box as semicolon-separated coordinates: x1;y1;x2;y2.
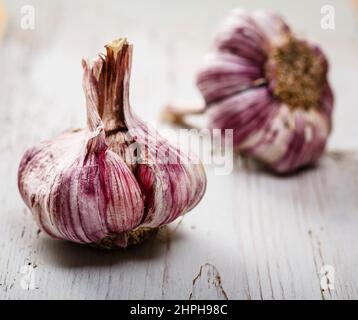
18;38;206;248
162;9;334;174
197;9;334;173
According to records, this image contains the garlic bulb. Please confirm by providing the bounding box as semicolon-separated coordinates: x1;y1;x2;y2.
164;9;334;174
18;38;206;248
198;9;334;173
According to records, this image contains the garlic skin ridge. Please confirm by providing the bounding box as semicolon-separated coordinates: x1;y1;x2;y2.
18;38;207;248
196;9;334;173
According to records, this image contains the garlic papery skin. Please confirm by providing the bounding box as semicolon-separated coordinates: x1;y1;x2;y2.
196;9;334;174
18;38;206;248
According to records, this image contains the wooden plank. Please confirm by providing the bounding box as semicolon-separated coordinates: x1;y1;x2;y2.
1;152;357;299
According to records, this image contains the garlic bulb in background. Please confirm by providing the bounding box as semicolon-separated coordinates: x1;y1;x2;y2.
18;39;206;248
165;9;334;174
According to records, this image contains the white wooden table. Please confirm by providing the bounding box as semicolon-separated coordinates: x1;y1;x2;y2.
1;0;358;300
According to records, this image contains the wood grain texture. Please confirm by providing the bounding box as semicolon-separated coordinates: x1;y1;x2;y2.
1;0;358;300
1;151;358;299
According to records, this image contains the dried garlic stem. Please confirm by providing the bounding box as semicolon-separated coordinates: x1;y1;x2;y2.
94;227;159;250
161;104;205;129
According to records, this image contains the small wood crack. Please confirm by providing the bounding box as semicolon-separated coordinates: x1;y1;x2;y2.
308;229;333;300
161;228;171;298
189;263;229;300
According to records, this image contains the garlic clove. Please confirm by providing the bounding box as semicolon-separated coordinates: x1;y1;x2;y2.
18;129;88;240
241;105;329;173
197;51;264;105
251;10;291;47
125;117;206;228
214;9;268;64
207;87;277;149
268;108;330;173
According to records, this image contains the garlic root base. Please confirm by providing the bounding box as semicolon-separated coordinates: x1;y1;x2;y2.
93;227;160;250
